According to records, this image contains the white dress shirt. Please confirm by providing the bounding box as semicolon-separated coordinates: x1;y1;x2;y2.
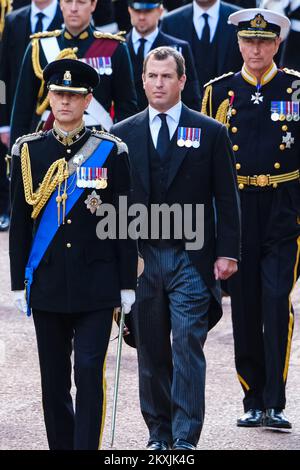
131;27;159;58
193;0;220;42
30;0;58;34
148;100;182;148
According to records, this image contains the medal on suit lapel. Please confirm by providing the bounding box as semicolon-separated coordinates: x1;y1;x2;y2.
185;128;193;147
192;128;201;148
177;127;185;147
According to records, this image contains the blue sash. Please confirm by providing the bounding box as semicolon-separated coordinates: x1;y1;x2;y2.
25;139;114;316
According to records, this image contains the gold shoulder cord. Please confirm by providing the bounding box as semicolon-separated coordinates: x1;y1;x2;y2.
215;99;230;127
0;0;11;37
32;40;78;115
21;142;69;222
201;84;230;127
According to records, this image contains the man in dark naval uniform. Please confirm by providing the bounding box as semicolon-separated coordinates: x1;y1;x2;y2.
10;0;138;146
9;59;137;450
202;8;299;429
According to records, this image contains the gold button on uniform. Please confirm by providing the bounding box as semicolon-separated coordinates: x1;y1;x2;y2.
274;162;280;169
280;144;285;151
67;243;71;248
233;144;239;152
228;90;234;97
287;87;293;94
231;127;238;134
236;163;241;170
238;183;244;190
231;108;237;115
67;149;71;154
282;125;288;131
67;219;72;224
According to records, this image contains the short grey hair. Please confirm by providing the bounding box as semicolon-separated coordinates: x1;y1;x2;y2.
143;46;186;78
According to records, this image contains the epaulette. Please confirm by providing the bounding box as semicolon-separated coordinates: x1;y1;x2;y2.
283;67;300;78
30;29;62;40
204;72;234;88
12;131;45;157
92;129;128;155
93;30;126;43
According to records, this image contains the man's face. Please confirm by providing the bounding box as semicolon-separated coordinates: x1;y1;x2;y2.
60;0;97;31
49;90;92;128
238;37;281;73
34;0;54;9
128;6;163;35
143;55;186;112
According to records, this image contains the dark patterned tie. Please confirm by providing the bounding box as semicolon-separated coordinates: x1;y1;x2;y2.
201;13;210;44
156;114;170;159
34;12;45;33
136;37;146;76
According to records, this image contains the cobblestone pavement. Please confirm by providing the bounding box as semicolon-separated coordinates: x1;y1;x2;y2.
0;231;299;450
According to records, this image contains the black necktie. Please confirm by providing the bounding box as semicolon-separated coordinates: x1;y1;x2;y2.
34;12;45;34
201;13;210;44
136;37;146;75
156;114;170;159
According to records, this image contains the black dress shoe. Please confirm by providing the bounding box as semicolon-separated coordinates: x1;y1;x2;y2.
147;440;169;451
172;439;196;450
237;409;264;427
264;408;292;429
0;214;9;232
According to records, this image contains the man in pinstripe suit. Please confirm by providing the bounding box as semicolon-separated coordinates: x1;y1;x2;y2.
111;46;241;450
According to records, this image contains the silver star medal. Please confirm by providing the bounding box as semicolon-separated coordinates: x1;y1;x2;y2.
84;190;102;214
282;132;294;149
251;92;263;104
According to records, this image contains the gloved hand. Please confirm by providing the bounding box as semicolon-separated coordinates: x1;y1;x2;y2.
12;290;27;314
120;289;136;314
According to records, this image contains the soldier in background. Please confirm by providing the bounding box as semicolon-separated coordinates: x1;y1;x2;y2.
10;0;137;146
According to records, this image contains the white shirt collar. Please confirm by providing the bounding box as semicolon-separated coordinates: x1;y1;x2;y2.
132;26;159;46
149;101;182;125
31;0;58;21
193;0;220;20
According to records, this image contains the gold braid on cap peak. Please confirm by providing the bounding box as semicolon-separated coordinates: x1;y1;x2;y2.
0;0;12;36
32;44;78;116
21;142;69;219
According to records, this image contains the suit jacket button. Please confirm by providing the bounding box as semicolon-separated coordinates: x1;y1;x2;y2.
67;219;72;224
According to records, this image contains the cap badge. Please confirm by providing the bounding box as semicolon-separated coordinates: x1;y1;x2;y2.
250;14;267;29
63;70;72;86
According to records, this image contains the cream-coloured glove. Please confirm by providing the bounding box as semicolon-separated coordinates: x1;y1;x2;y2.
12;290;27;314
120;289;136;314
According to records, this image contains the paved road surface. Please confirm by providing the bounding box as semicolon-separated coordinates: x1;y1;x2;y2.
0;231;299;450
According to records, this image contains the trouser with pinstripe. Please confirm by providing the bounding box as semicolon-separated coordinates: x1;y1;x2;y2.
132;242;211;447
228;188;300;412
32;309;113;450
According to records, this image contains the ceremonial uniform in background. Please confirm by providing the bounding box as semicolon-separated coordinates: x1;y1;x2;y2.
9;59;137;449
202;59;300;417
10;25;137;145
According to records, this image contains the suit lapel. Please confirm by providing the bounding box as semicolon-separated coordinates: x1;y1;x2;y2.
129;109;150;194
17;7;31;43
167;104;190;189
216;4;232;73
49;5;63;30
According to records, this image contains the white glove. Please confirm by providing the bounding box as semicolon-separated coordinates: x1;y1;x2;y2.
120;289;136;314
12;290;27;314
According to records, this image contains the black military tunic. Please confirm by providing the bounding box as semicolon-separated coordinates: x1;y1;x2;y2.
10;25;138;145
202;64;300;412
9;126;138;449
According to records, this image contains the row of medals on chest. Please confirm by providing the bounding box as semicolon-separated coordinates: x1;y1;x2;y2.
73;153;107;189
